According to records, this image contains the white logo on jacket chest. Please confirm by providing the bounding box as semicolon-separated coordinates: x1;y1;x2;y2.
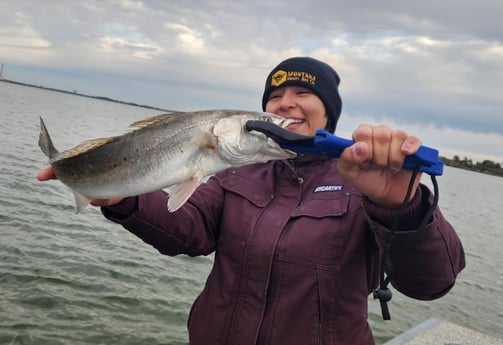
313;185;344;193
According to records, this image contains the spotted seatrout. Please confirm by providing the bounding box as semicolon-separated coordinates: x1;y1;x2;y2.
38;110;295;212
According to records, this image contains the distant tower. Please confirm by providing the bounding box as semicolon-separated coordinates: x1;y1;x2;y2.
0;64;4;79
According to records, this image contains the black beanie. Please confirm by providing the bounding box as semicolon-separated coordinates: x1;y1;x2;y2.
262;57;342;132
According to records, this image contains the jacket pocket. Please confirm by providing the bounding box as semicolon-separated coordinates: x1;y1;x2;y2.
279;193;351;271
291;192;350;218
217;173;274;243
220;172;273;207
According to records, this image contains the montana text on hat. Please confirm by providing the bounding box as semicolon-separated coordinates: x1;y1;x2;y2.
262;57;342;132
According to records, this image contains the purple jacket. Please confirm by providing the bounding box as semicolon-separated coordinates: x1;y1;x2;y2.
102;155;465;345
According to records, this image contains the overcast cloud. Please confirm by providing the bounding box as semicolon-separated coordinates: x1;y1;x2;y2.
1;0;502;162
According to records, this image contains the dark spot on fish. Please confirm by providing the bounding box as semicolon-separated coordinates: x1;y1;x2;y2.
123;157;127;161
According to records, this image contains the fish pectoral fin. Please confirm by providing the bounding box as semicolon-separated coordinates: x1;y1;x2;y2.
73;191;91;213
165;177;201;212
196;128;218;151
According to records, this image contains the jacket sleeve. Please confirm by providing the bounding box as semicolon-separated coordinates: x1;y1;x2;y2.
363;184;466;300
101;177;225;257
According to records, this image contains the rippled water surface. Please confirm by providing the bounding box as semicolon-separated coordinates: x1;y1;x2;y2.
1;82;502;344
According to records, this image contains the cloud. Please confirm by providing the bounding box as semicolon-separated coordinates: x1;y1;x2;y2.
97;23;160;59
0;11;51;52
120;0;145;10
164;23;207;55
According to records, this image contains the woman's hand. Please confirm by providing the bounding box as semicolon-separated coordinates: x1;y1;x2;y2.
37;166;57;181
37;166;124;207
337;124;422;208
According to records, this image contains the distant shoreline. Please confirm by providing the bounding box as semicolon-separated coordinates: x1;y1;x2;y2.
440;156;502;177
0;78;175;113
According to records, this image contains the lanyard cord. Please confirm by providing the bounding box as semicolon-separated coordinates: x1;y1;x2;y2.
373;167;440;320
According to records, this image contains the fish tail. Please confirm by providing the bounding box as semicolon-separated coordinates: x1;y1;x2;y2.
38;117;59;159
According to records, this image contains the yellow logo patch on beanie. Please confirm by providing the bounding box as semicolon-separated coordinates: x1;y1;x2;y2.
271;69;317;87
271;70;287;86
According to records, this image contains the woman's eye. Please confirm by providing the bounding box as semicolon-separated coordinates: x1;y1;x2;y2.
297;90;312;95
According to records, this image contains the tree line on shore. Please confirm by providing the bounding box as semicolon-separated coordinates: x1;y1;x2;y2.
440;156;503;177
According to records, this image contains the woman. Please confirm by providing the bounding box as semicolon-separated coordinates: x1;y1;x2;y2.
38;57;465;345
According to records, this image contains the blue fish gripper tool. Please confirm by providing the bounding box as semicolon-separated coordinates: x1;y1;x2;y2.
245;121;443;176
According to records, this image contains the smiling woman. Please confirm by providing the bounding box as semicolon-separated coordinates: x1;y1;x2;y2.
265;86;328;135
33;56;464;345
2;1;502;343
262;57;343;134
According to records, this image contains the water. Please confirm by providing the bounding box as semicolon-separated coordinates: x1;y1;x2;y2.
1;82;502;344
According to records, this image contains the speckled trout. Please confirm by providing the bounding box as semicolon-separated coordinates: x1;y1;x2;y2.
38;110;295;212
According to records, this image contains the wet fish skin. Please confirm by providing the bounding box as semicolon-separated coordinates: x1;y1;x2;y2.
38;110;295;212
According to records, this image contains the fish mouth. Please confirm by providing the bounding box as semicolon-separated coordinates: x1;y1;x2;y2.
280;118;304;129
279;118;299;129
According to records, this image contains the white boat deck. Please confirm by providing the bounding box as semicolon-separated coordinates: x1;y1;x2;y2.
382;318;502;345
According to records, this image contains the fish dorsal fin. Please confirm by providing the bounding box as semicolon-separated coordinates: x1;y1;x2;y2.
129;112;185;129
56;137;116;160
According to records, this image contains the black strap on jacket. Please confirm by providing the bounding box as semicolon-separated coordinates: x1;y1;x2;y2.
373;166;440;320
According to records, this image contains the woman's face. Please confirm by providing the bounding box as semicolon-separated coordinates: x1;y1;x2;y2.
265;86;328;136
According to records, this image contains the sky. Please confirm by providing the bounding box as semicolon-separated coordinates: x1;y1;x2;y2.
1;0;502;163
